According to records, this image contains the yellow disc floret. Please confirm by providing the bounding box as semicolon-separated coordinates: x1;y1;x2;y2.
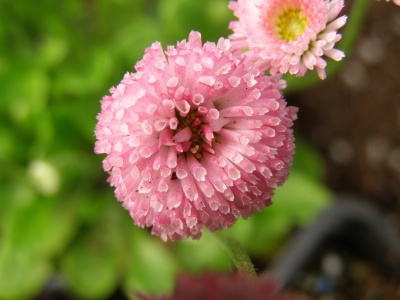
274;8;307;41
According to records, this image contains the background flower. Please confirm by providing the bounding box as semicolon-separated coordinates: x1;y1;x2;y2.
138;272;308;300
95;31;297;241
228;0;347;79
377;0;400;5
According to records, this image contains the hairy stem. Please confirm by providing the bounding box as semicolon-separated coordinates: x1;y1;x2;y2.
213;231;257;280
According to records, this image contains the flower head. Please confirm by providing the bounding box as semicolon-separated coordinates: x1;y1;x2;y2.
228;0;347;79
95;31;297;241
393;0;400;5
138;272;308;300
378;0;400;5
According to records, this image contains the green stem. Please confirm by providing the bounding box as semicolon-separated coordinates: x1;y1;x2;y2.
212;231;257;280
284;0;372;94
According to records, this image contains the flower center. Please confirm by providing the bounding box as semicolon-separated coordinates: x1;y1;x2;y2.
274;7;307;41
175;109;208;160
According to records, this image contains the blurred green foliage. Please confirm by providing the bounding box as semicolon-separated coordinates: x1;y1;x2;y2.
0;0;331;299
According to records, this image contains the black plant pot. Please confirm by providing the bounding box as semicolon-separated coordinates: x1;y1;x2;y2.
267;195;400;296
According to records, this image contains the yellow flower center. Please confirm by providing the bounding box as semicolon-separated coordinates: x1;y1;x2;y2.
274;8;307;41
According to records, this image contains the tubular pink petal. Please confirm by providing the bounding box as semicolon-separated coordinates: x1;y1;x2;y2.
325;15;347;32
302;52;317;70
175;100;191;116
327;0;344;21
173;127;193;143
192;94;204;105
324;48;345;61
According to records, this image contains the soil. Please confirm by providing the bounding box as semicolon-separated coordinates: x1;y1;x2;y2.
287;229;400;299
288;256;400;300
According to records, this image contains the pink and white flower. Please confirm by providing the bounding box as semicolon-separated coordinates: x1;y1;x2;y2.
378;0;400;6
228;0;347;79
138;272;308;300
95;31;297;241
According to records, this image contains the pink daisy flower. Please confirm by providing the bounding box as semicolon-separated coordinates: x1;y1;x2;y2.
94;31;297;241
138;272;308;300
228;0;347;79
378;0;400;5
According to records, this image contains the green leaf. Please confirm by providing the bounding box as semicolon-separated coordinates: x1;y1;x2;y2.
0;191;77;299
37;35;69;69
53;48;114;97
61;199;124;299
157;0;232;44
0;127;22;163
0;174;36;226
122;228;180;297
292;137;326;181
75;190;114;225
0;247;52;300
228;170;332;257
61;98;100;143
5;195;78;259
272;170;332;224
111;15;160;68
173;231;231;274
3;66;49;127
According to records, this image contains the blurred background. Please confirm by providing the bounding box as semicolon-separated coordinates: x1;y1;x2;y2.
0;0;398;299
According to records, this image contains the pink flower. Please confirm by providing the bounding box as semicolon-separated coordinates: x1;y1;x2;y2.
94;31;297;241
228;0;347;79
138;272;308;300
378;0;400;5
